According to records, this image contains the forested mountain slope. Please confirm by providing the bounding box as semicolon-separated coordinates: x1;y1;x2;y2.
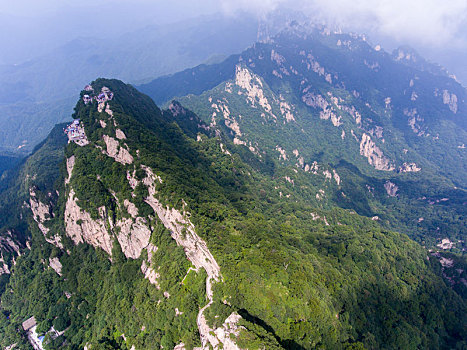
140;27;467;251
0;79;465;349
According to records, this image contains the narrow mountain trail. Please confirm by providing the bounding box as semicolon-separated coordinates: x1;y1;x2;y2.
196;277;216;349
142;165;223;348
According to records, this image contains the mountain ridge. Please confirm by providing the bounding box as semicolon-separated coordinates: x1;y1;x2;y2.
139;28;467;251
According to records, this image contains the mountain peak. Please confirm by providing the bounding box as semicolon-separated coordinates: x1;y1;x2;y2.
392;45;450;77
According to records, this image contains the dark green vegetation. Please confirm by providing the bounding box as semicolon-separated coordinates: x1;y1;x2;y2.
0;123;68;348
2;223;207;349
141;27;467;250
0;154;22;178
0;78;466;349
0;122;68;269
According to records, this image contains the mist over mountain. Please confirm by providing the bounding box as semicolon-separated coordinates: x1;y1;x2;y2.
0;0;220;64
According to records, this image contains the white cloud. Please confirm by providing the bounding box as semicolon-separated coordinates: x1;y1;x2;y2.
220;0;283;15
308;0;467;47
220;0;467;48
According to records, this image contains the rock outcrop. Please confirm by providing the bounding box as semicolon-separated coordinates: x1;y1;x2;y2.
65;155;153;259
212;313;244;350
115;216;152;260
404;108;426;136
437;238;454;250
115;129;127;140
29;190;51;236
64;189;113;255
442;90;458;113
279;99;295;122
65;156;75;185
302;92;341;126
29;189;63;249
49;257;62;276
275;146;287;161
384;181;398;197
141;244;161;288
64;193;151;259
398;162;421;173
0;231;21;255
103;135;133;165
235;65;274;115
360;134;394;171
143;169;220;285
0;254;10;275
196;312;244;350
333;170;341;185
303;52;333;83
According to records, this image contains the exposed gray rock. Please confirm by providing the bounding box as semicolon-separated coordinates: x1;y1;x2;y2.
141;244;161;288
49;257;62;276
115;129;126;140
442;90;458;113
398;162;421;173
437;238;454;250
64;189;113;255
116;216;152;260
141;165;234;349
360;134;394;171
0;231;21;255
0;254;10;275
65;156;75;185
384;181;398;197
103;135;133;165
235;65;274;115
30;189;63;249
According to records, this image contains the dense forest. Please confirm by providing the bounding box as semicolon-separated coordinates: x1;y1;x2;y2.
0;78;465;349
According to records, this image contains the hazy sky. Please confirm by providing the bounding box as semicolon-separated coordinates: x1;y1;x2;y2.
0;0;466;81
1;0;465;46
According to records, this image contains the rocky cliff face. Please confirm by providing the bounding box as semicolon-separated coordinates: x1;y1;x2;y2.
102;135;134;165
140;243;160;287
64;188;113;255
359;133;394;171
142;166;221;285
235;65;274;117
115;216;152;260
442;90;458;114
61;159;156;263
0;231;21;259
139;163;240;349
29;188;64;249
398;162;421;173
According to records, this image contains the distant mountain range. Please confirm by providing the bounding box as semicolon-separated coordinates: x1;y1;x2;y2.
0;13;263;155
